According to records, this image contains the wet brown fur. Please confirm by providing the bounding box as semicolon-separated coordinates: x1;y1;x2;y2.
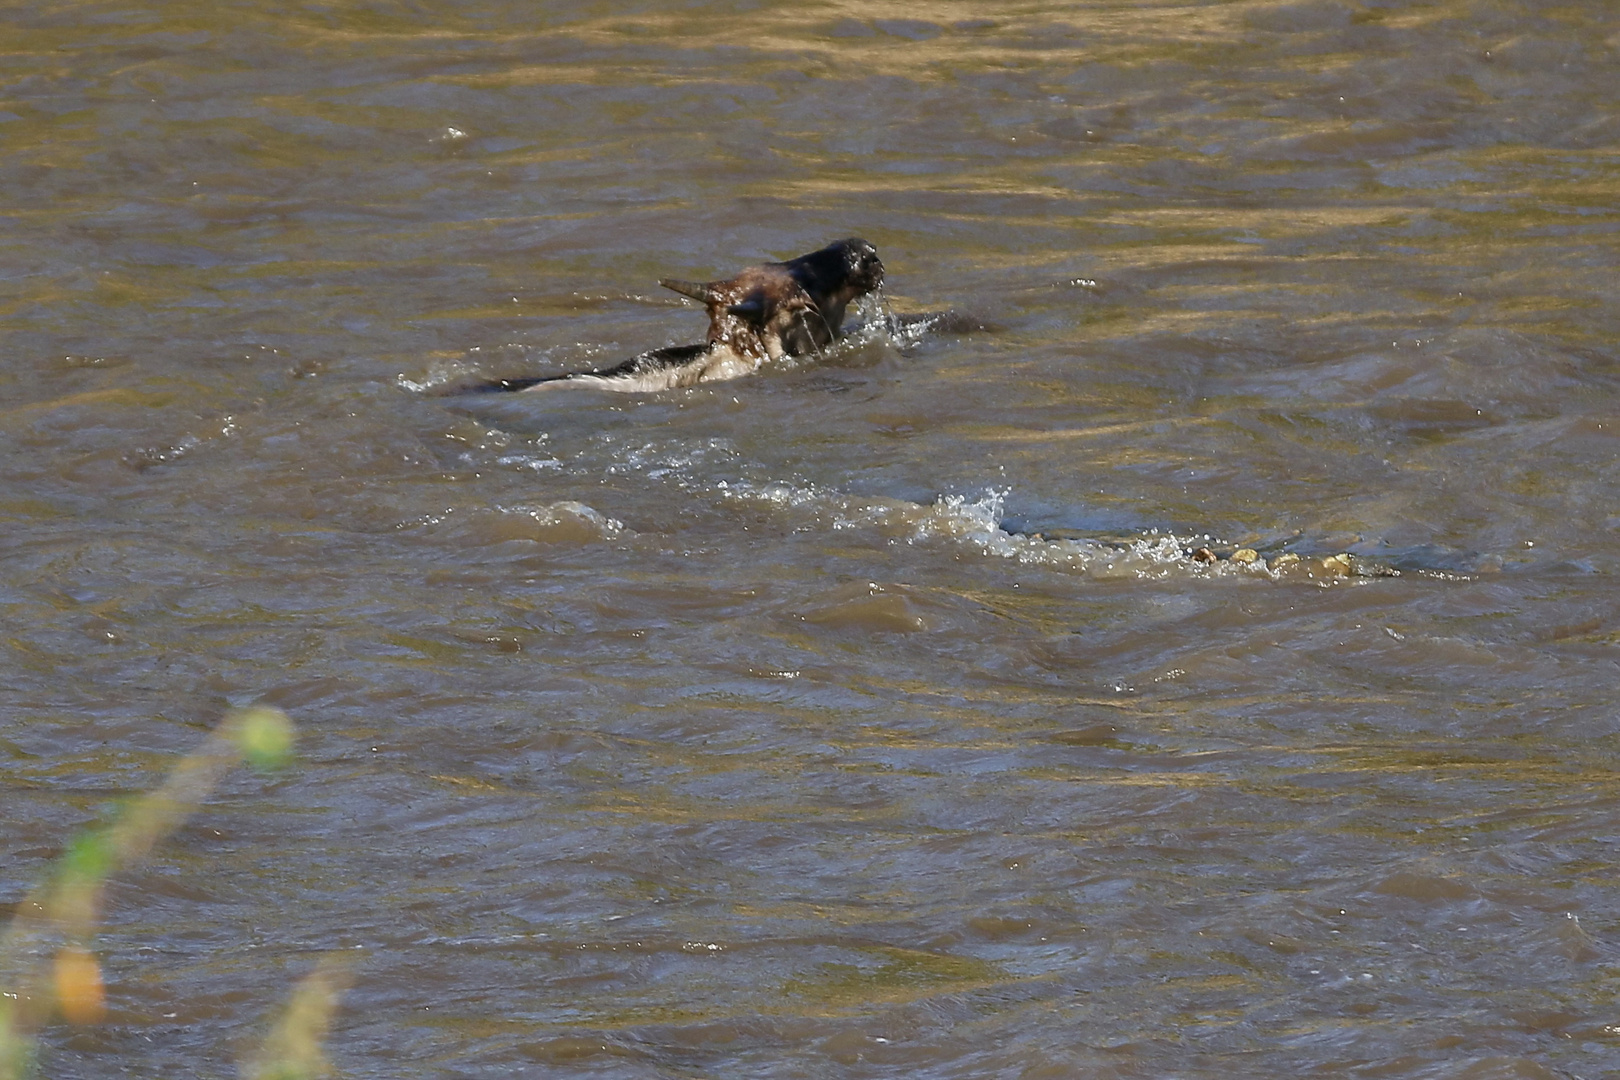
659;237;886;363
458;239;886;394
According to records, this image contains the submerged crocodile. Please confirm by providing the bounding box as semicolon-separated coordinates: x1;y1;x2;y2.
462;238;887;393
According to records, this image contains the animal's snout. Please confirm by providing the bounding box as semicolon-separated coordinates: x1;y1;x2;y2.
847;241;884;290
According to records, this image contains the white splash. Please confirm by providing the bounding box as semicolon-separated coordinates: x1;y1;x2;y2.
399;500;624;545
716;482;1248;580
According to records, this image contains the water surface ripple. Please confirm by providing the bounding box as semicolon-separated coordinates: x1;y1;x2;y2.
4;1;1620;1077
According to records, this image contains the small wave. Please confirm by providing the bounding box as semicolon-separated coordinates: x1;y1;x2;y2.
718;481;1383;582
909;491;1202;579
396;373;441;394
398;500;625;545
608;437;738;480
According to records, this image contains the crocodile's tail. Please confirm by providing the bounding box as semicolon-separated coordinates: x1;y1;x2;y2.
445;343;717;395
454;373;575;393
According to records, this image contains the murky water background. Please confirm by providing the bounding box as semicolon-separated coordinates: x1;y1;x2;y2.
5;1;1620;1076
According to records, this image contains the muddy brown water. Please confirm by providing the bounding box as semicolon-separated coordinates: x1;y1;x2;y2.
4;1;1620;1076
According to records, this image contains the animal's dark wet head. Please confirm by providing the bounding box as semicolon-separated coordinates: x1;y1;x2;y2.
783;238;885;311
836;237;884;292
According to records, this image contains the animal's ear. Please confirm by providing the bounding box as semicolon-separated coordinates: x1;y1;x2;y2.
726;298;766;323
659;278;717;304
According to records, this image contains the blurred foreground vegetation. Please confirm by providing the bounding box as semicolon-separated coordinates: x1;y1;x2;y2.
0;708;352;1080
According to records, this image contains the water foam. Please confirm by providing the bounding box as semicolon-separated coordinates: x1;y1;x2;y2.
400;500;625;545
717;481;1260;580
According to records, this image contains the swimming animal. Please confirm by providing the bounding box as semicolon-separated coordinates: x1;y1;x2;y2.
464;238;886;393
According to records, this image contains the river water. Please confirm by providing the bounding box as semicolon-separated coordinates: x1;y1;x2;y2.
4;1;1620;1076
